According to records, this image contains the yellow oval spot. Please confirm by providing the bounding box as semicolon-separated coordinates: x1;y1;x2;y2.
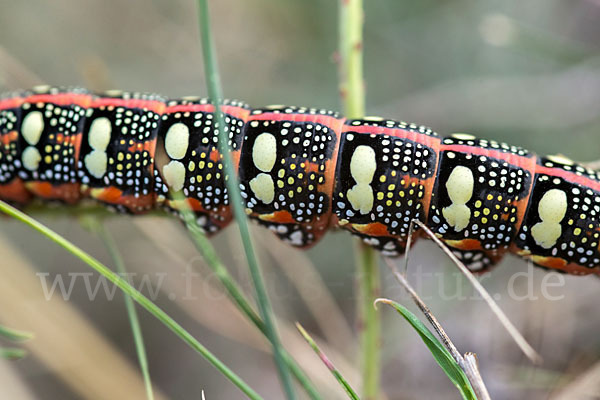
84;150;108;178
165;123;190;160
350;145;377;183
21;111;44;145
547;154;574;166
531;189;567;249
363;116;385;122
22;146;41;171
252;133;277;172
88;117;112;151
450;133;476;140
442;166;474;231
346;145;377;214
162;160;186;191
249;173;275;204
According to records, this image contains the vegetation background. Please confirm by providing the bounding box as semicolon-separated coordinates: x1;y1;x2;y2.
0;0;600;398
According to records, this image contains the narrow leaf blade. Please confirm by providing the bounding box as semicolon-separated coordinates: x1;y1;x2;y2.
0;347;27;360
375;298;476;400
296;323;361;400
0;324;34;342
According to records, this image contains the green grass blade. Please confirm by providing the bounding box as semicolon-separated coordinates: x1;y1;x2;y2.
280;353;322;400
338;1;380;398
195;1;296;399
0;347;27;360
0;324;34;342
92;221;155;400
0;200;262;400
176;203;263;329
374;299;477;400
296;323;360;400
175;195;322;400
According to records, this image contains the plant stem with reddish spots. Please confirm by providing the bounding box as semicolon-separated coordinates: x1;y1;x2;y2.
355;242;380;400
296;323;361;400
339;0;365;120
339;0;381;398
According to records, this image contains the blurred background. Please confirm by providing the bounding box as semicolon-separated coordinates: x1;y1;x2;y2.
1;0;600;399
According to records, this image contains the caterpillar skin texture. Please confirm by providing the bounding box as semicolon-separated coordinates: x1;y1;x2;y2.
1;86;599;276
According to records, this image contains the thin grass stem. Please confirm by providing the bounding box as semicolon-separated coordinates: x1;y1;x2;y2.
384;251;492;399
383;257;463;364
176;194;321;400
0;200;262;400
93;221;155;400
195;2;296;398
413;219;542;364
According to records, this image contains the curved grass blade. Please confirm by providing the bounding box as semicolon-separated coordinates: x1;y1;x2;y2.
0;347;27;360
90;220;155;400
374;299;476;400
195;1;296;398
0;324;33;342
296;323;360;400
0;200;262;400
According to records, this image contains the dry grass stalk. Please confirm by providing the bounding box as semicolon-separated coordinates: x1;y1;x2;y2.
464;352;492;400
383;257;491;399
412;219;542;364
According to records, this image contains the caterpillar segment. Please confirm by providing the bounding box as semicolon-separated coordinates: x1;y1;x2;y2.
332;117;440;257
14;86;92;204
238;106;343;247
0;91;30;203
78;89;166;213
512;155;600;275
2;86;600;276
153;98;250;234
427;134;537;272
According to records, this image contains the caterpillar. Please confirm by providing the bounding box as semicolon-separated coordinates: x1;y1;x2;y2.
1;85;599;276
